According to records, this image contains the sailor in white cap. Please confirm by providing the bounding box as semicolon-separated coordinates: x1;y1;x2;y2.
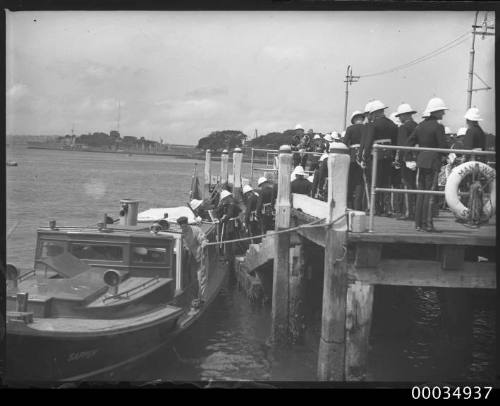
256;176;276;233
343;110;366;210
242;184;260;241
189;198;215;221
291;165;312;196
394;103;418;220
463;107;486;161
358;99;398;216
216;189;242;259
407;97;448;232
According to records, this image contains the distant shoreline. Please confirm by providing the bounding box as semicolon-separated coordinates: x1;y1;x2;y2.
24;145;268;163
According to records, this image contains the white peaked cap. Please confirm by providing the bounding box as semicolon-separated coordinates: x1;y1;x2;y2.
464;107;482;121
350;110;365;123
313;134;321;139
425;97;448;113
324;133;334;142
395;103;417;116
294;166;305;176
331;131;341;140
242;184;253;194
190;199;203;210
457;127;467;137
295;124;304;130
364;101;374;113
257;176;268;186
220;190;232;200
369;100;388;114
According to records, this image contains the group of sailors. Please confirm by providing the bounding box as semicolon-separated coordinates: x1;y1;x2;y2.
290;97;491;232
188;96;490;255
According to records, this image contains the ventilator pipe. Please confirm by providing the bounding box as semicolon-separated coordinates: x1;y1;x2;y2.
104;269;128;296
119;199;140;226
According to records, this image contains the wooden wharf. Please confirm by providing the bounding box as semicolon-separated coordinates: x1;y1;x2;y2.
203;144;496;382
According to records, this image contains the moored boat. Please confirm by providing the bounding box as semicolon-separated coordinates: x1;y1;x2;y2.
5;199;228;383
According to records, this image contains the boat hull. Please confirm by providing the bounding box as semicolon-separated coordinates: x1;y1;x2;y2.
6;310;181;383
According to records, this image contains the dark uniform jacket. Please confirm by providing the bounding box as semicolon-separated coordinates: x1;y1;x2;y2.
243;191;259;225
407;117;448;171
216;195;241;222
343;123;364;163
291;177;312;196
463;124;486;150
358;116;398;162
397;119;418;162
256;183;275;216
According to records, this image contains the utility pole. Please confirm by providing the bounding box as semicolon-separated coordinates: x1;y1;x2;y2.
343;65;360;131
467;11;495;109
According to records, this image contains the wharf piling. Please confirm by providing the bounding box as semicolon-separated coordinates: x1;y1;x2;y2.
220;149;229;185
204;149;211;198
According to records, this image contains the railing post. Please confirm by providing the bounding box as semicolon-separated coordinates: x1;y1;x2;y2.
250;148;255;185
317;151;350;381
220;149;229;185
233;148;243;201
369;146;378;232
271;144;292;344
204;149;211;199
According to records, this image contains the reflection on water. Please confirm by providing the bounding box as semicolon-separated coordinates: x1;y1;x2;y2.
6;147;496;383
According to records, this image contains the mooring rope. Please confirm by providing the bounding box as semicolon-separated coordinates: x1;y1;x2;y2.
202;212;347;248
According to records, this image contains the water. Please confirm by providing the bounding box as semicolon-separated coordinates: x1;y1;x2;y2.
5;147;496;383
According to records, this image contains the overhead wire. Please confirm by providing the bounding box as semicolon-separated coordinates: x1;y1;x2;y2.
360;31;471;78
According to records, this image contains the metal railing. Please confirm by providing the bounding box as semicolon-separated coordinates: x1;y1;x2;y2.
368;144;496;232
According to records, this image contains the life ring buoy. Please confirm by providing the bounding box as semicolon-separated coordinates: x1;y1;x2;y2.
445;161;496;220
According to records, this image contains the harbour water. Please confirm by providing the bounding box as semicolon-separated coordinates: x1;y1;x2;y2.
5;147;496;384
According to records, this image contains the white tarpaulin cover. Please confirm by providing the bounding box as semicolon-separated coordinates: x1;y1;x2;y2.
137;206;197;223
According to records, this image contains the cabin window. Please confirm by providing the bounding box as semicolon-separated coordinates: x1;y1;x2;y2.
37;240;67;259
70;243;124;261
131;245;171;266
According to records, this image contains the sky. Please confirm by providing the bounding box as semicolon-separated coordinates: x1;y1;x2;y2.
6;10;496;144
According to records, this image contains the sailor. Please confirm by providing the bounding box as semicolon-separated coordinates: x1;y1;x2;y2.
242;184;260;242
177;216;208;308
216;189;242;258
358;100;398;216
256;176;276;233
189;198;215;222
298;129;314;168
314;152;329;201
291;165;312;196
407;97;449;232
343;110;365;210
462;107;486;162
292;124;305;167
394;103;418;220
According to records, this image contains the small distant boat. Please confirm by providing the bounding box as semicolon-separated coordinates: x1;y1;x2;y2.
7;161;18;167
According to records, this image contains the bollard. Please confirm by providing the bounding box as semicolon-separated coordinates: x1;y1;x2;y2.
233;148;243;201
221;149;229;185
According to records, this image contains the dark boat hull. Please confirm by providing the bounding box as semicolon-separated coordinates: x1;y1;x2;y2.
6;310;181;383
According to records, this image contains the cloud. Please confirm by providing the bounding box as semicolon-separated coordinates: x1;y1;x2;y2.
7;83;29;99
185;86;228;98
262;45;306;60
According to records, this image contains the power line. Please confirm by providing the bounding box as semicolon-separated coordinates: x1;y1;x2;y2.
360;31;471;78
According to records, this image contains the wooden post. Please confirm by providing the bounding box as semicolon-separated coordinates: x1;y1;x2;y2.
233;147;243;201
220;149;229;185
289;241;306;344
204;149;211;199
271;144;292;344
317;152;350;381
345;281;374;381
16;292;29;312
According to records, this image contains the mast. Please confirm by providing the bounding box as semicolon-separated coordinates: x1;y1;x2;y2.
466;11;479;109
